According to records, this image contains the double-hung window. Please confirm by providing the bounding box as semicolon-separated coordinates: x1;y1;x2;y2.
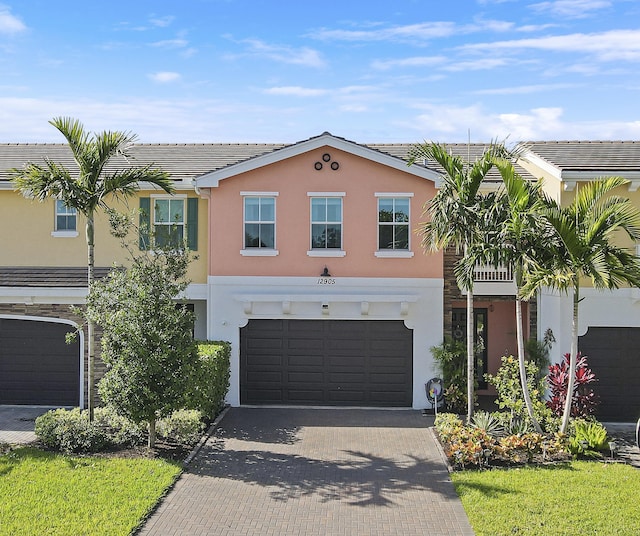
308;194;345;257
243;194;277;254
375;194;413;257
52;200;77;237
154;198;185;248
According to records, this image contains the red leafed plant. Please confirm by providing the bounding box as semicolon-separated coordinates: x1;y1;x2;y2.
547;352;599;419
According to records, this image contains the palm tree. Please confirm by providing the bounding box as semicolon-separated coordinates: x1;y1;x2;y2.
522;177;640;433
485;158;546;432
12;117;174;420
409;141;506;422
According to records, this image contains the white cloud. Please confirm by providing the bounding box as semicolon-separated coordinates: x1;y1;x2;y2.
151;38;188;49
149;15;175;28
459;29;640;62
530;0;611;18
309;22;458;42
472;83;576;95
371;56;447;70
0;5;26;35
239;39;326;68
264;86;328;97
148;72;181;83
443;58;509;71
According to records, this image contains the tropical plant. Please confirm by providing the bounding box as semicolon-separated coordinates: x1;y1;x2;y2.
547;352;599;419
521;177;640;433
12;117;174;420
568;419;608;458
430;337;468;414
409;141;507;421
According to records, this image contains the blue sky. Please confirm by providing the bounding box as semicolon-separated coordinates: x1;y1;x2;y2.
1;0;639;143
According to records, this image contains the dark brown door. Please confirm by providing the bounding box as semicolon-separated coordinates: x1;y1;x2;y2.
452;308;488;389
240;319;413;406
0;318;80;405
579;327;640;422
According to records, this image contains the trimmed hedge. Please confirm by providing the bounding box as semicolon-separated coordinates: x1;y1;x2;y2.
186;340;231;419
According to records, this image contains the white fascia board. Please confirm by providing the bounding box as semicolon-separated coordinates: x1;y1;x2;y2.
195;133;441;188
0;287;87;304
518;150;562;180
139;180;195;191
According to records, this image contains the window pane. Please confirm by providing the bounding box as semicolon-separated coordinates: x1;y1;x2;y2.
245;223;260;247
378;198;393;222
245;198;260;221
395;225;409;249
260;223;275;248
154;200;169;223
394;199;410;222
311;224;327;248
169;199;184;223
260;198;275;221
379;226;393;249
326;224;341;248
326;198;341;222
311;198;326;222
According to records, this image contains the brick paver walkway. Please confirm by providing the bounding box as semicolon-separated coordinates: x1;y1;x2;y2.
137;407;474;535
0;406;55;444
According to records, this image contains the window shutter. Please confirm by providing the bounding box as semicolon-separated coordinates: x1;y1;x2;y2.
139;197;151;250
187;197;198;250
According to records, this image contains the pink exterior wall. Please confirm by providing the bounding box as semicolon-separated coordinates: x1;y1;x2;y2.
207;147;442;278
453;299;530;395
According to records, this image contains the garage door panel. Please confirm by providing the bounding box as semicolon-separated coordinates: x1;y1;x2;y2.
0;318;80;406
241;319;412;406
579;327;640;422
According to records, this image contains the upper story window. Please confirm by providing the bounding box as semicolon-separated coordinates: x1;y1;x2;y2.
244;196;276;249
154;198;185;248
56;200;77;231
378;197;410;250
375;193;414;258
51;200;78;237
310;196;342;250
139;195;198;251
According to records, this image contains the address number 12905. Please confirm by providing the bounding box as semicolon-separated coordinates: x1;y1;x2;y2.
317;278;336;285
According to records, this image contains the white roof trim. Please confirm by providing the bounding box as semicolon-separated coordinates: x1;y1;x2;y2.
195;133;441;188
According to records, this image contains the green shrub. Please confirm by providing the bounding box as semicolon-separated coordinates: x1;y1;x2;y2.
471;411;503;437
35;408;108;453
430;338;471;414
568;420;608;458
157;409;205;445
486;355;553;432
94;406;146;447
186;341;231;419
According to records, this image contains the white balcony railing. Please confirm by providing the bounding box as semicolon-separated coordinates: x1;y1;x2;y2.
473;263;513;283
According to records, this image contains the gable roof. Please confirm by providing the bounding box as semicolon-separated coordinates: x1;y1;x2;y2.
194;132;441;187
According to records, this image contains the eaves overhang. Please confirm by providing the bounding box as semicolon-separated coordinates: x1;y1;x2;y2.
194;132;441;188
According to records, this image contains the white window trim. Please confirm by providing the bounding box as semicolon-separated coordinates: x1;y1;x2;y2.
374;192;414;198
242;194;277;251
307;192;346;197
307;250;346;258
152;196;186;247
51;230;79;238
376;196;412;254
375;250;414;258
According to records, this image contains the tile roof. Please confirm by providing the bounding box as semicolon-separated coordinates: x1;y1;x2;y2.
0;137;537;184
0;267;113;287
519;141;640;171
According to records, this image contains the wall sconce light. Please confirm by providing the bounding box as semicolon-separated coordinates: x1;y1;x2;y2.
320;266;331;277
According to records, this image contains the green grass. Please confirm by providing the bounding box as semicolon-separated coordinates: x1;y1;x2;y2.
452;461;640;535
0;447;182;536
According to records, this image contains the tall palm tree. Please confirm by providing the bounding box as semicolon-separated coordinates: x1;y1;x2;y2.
483;158;546;432
12;117;174;420
409;141;506;422
522;177;640;433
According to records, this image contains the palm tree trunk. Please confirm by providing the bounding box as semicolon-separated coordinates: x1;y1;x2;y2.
560;281;580;433
86;215;95;422
515;295;542;432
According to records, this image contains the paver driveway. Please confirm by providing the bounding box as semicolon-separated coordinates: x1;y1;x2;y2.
137;407;474;535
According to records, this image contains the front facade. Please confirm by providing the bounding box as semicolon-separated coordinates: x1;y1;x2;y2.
1;135;639;419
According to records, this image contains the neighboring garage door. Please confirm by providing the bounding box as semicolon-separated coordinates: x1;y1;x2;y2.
240;319;413;406
579;327;640;422
0;318;80;406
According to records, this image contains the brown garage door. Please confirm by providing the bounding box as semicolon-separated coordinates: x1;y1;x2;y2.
0;318;80;405
240;319;413;406
579;327;640;422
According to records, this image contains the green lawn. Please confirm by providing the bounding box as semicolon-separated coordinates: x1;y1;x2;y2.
0;447;182;536
452;461;640;535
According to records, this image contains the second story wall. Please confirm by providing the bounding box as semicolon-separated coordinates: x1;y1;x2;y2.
206;146;442;279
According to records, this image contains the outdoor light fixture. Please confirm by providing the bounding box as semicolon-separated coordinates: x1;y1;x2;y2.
320;266;331;277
